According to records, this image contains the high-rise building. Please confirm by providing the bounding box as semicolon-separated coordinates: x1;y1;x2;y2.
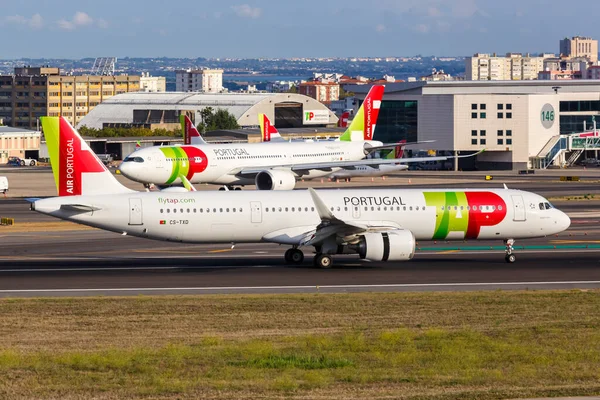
139;72;166;93
465;53;549;81
297;81;340;104
175;68;223;93
0;67;140;129
560;36;598;62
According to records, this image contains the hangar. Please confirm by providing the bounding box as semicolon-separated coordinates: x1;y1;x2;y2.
351;80;600;170
77;92;338;131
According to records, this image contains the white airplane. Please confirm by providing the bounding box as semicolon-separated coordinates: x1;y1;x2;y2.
119;85;474;190
32;117;571;267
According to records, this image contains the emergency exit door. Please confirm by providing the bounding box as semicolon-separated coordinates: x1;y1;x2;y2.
250;201;262;223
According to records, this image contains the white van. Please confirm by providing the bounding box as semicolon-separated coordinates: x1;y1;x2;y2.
0;176;8;194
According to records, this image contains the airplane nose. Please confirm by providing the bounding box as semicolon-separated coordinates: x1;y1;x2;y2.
557;211;571;233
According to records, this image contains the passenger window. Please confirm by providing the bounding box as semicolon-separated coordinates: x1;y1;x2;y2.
166;209;170;213
498;206;502;211
226;208;230;212
409;206;413;211
272;207;275;212
200;209;203;213
173;209;177;213
187;208;190;213
193;208;197;213
206;208;210;213
239;208;243;212
180;208;183;213
441;206;445;210
213;208;216;213
305;207;308;212
311;207;315;212
160;209;164;213
473;205;477;211
285;207;289;212
265;208;269;212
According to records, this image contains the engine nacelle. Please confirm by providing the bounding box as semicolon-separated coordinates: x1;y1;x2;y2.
159;186;190;193
355;230;415;261
255;170;296;190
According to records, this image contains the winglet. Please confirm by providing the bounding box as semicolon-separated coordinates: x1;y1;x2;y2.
503;183;508;190
308;188;336;221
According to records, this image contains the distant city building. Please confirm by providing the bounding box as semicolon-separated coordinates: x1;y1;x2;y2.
560;36;598;62
0;67;140;129
328;97;356;117
465;53;550;81
538;70;581;80
420;69;455;81
175;68;223;93
266;81;301;93
297;81;340;104
587;66;600;79
139;72;166;92
313;73;343;82
0;126;41;164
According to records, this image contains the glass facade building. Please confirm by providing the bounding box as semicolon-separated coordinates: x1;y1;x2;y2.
360;100;418;143
559;101;600;134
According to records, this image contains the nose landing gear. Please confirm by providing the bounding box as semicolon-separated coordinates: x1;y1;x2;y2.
504;239;516;263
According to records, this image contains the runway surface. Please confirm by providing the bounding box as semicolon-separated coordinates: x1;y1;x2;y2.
1;174;600;297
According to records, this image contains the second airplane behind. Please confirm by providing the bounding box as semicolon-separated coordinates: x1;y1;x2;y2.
119;85;474;190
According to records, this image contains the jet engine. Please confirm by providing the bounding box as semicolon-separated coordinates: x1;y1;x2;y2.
255;170;296;190
353;230;415;261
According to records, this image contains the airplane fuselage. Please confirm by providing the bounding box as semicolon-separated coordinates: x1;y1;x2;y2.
33;188;570;245
119;140;377;186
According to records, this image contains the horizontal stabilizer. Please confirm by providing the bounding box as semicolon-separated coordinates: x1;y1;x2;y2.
60;204;101;213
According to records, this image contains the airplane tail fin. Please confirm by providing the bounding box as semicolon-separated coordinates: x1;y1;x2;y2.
386;140;406;159
339;85;384;142
41;117;134;197
180;115;206;145
258;114;285;142
337;111;350;128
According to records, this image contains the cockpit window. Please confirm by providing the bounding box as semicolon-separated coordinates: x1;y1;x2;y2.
539;202;553;210
539;203;544;210
123;156;144;163
545;202;552;209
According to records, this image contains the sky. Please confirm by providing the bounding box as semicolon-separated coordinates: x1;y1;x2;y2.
1;0;599;59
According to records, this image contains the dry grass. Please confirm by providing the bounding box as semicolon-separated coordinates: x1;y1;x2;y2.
0;291;599;399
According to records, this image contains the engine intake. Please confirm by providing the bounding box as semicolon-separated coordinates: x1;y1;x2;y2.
355;230;415;261
255;170;296;190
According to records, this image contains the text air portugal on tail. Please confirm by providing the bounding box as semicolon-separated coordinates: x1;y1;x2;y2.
42;117;133;196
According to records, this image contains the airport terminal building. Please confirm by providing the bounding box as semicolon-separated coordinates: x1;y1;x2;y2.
78;92;338;131
351;80;600;170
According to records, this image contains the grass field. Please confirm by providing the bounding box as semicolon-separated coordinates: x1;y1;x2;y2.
0;291;599;399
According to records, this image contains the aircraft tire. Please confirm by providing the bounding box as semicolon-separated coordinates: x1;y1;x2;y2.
314;254;333;269
505;254;516;263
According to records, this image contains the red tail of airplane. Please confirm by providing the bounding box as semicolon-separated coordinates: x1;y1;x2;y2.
338;111;350;128
180;115;205;145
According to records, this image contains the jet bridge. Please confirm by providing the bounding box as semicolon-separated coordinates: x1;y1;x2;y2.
530;132;600;169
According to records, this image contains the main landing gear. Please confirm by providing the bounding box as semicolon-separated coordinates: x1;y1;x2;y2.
284;248;304;264
219;186;243;191
284;248;334;268
504;239;516;263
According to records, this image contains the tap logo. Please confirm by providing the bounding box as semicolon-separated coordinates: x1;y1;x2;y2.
160;146;208;184
424;191;507;239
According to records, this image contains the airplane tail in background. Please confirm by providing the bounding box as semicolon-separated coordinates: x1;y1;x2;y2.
41;117;133;197
180;115;206;145
386;140;407;159
339;85;384;142
337;111;350;128
258;114;286;142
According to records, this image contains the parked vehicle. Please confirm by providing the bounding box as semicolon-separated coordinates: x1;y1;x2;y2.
7;156;37;166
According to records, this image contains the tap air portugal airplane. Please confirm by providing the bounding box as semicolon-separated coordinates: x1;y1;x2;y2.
258;113;411;180
32;116;571;267
120;85;473;191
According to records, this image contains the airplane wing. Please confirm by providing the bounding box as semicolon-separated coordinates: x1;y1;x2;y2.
364;140;435;152
301;188;402;246
261;188;403;246
230;149;485;177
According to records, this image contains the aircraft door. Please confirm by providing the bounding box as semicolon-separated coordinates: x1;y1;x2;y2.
511;195;526;221
129;198;143;225
250;201;262;223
